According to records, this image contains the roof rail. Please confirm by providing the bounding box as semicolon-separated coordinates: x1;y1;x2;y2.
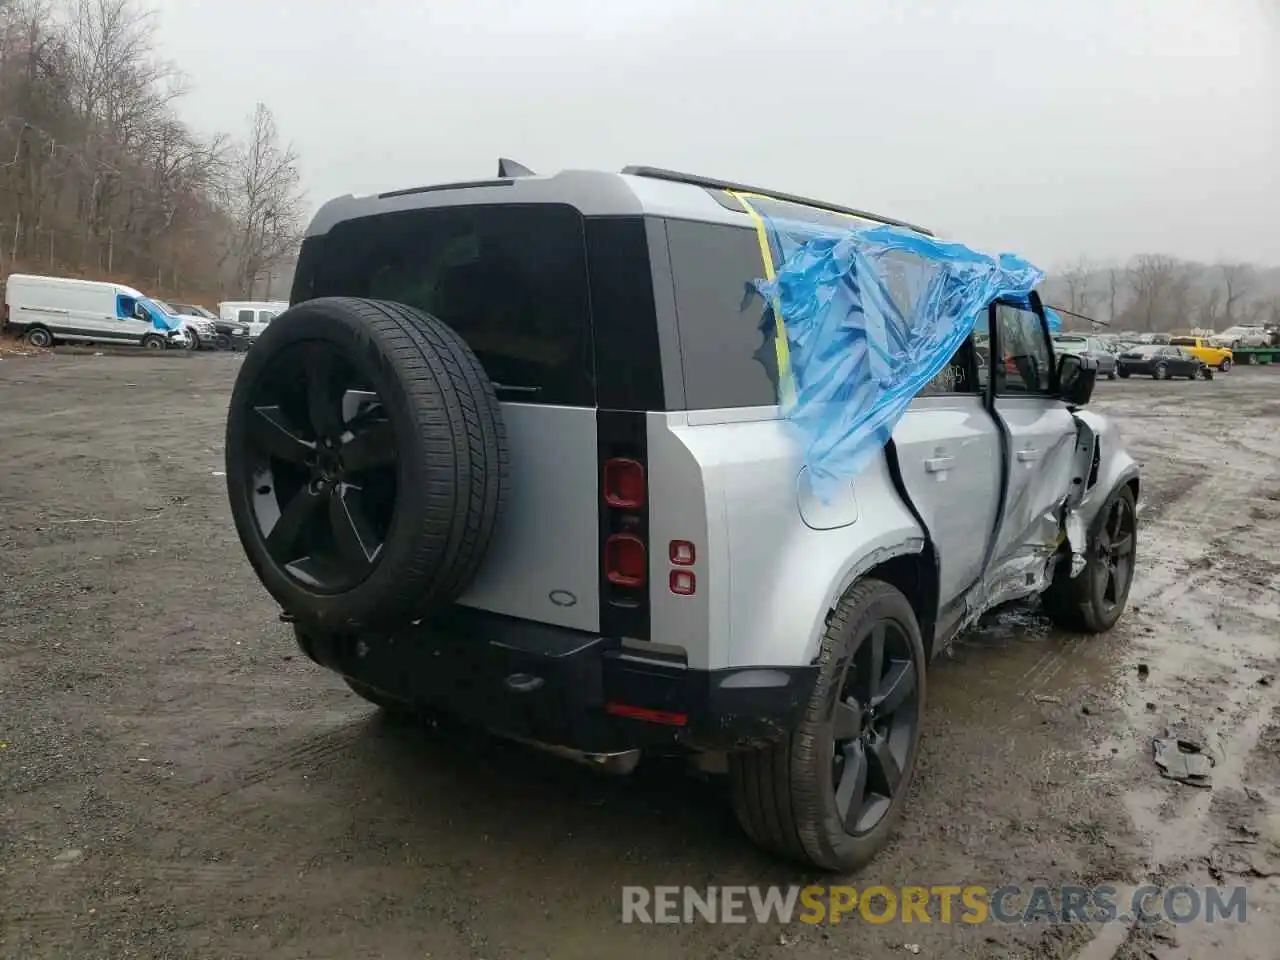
621;165;932;235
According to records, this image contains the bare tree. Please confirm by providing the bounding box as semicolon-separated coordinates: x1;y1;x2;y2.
1060;256;1097;318
0;0;304;303
1106;267;1121;326
1219;263;1254;327
226;102;304;296
1195;285;1223;330
1124;254;1180;331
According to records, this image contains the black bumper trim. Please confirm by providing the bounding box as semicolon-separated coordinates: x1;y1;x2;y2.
296;607;817;753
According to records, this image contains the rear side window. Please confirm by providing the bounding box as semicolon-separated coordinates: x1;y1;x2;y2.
294;204;595;407
665;219;778;409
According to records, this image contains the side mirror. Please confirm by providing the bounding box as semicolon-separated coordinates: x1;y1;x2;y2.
1057;353;1097;406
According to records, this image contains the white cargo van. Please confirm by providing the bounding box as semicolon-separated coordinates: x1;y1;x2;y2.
218;300;289;339
3;274;187;349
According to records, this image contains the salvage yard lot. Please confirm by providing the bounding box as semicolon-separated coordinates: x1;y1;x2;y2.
2;354;1278;960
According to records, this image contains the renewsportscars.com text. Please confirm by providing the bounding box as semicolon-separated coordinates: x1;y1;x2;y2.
621;884;1248;926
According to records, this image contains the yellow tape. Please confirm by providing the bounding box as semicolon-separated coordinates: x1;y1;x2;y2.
728;191;796;410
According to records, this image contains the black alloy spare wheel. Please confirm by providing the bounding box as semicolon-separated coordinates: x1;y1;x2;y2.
224;297;509;632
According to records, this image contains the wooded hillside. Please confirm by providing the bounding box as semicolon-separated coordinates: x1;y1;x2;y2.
0;0;304;306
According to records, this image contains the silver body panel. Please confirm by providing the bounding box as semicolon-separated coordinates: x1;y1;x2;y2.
454;404;601;634
298;166;1141;676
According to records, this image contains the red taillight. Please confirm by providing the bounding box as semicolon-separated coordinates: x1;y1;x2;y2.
604;533;646;587
605;702;688;726
669;570;696;596
603;458;645;509
669;540;695;565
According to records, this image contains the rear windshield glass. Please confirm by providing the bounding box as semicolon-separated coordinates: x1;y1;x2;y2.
1169;337;1196;346
292;204;595;406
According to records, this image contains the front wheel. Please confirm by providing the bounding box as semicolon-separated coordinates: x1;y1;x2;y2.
1153;363;1168;380
1118;369;1130;379
214;333;232;351
1043;484;1138;633
728;578;926;871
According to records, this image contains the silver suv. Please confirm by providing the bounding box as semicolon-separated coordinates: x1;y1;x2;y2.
223;164;1140;872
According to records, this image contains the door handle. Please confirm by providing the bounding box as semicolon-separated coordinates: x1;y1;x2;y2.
924;456;955;473
1016;447;1042;463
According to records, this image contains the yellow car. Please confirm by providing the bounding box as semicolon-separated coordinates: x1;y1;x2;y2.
1169;336;1233;371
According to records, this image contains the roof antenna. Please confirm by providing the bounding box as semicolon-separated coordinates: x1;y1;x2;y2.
498;157;535;178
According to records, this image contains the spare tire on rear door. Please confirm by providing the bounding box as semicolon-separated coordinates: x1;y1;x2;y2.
224;297;509;632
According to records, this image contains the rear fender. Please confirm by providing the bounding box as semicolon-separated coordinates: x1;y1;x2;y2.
730;452;927;670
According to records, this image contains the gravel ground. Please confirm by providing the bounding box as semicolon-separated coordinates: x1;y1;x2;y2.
1;352;1277;960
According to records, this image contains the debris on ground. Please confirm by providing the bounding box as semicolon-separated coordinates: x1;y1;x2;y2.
1152;736;1215;787
1137;663;1150;679
0;335;48;357
1208;843;1280;881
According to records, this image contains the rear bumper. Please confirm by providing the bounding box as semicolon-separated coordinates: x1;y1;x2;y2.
295;607;818;753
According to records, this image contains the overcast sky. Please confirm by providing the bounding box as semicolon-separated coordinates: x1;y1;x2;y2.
153;0;1277;271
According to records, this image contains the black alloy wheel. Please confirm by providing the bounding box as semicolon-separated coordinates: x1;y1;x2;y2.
831;620;920;836
242;341;398;593
1094;493;1136;619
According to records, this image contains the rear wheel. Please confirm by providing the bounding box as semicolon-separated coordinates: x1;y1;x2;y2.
1152;363;1168;380
141;333;167;350
1118;369;1130;379
24;326;53;347
1219;359;1232;372
729;579;926;871
1043;484;1137;633
224;297;509;632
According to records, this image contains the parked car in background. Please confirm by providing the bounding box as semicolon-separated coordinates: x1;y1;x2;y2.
1053;335;1117;380
153;299;217;350
171;302;252;350
1168;336;1233;371
3;273;185;349
1117;344;1212;380
1210;325;1269;349
1137;333;1171;345
218;300;288;340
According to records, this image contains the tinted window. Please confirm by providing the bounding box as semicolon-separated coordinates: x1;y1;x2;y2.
994;303;1052;395
919;336;980;395
295;204;595;406
1169;337;1195;346
237;309;255;323
665;219;778;408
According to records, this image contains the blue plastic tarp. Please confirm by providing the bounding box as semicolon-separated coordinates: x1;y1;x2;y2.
750;211;1048;498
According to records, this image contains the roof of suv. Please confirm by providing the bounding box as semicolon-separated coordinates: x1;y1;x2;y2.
305;165;934;239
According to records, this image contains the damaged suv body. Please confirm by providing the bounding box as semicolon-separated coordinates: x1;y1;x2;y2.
224;165;1139;872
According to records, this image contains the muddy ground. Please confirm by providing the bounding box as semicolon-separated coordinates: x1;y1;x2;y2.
1;352;1277;960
